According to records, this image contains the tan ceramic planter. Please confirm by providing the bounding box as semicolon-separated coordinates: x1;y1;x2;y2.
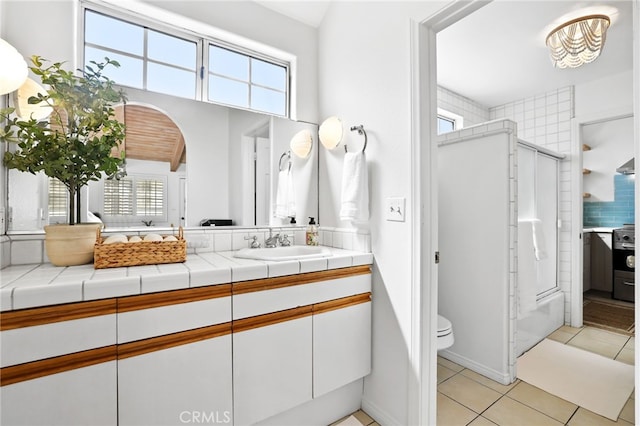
44;223;102;266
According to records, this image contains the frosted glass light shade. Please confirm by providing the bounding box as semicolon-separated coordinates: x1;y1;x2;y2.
290;129;313;158
319;116;343;150
13;78;53;121
0;38;28;95
546;15;610;69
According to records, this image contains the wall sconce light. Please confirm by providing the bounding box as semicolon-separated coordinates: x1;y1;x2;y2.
546;14;610;69
289;129;313;158
319;116;343;150
12;78;53;121
0;38;28;96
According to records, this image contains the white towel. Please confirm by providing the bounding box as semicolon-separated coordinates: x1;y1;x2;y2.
517;220;538;318
274;169;296;218
340;151;369;222
531;219;548;261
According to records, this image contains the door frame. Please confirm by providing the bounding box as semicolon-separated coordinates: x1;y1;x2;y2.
570;107;635;327
409;2;490;424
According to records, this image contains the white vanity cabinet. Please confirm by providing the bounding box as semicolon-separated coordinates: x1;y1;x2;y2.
313;295;372;397
232;266;372;425
0;300;118;426
0;262;372;426
116;285;233;426
233;309;313;425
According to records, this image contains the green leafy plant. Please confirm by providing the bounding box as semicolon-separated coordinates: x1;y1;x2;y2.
1;56;126;225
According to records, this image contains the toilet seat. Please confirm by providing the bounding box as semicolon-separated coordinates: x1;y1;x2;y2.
437;315;454;351
437;315;452;337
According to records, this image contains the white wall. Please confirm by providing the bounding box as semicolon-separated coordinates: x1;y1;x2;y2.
318;2;445;424
575;70;634;118
437;126;515;384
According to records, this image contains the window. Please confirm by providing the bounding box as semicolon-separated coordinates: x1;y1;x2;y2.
84;10;198;99
437;108;464;135
103;176;166;222
103;178;133;216
83;8;289;116
208;45;287;115
437;116;456;134
48;178;68;222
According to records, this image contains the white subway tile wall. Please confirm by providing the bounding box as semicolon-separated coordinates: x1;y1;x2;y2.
490;86;575;324
438;86;491;128
1;227;372;268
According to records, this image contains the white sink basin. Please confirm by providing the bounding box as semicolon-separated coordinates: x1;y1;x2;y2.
234;246;332;261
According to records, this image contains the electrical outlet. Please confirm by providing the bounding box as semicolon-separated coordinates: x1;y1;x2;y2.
386;197;405;222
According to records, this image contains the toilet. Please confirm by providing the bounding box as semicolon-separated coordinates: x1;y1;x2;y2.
437;315;454;351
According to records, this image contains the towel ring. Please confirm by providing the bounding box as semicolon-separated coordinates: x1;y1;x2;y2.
345;125;367;153
279;150;292;171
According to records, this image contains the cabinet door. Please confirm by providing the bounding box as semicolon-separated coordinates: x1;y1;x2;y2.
591;232;613;292
313;295;371;397
1;361;117;426
118;332;232;426
0;300;117;426
233;311;312;426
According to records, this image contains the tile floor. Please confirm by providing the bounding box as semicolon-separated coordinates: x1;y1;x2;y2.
438;325;635;426
335;325;635;426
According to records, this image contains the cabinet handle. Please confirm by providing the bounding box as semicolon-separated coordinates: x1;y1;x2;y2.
622;281;635;286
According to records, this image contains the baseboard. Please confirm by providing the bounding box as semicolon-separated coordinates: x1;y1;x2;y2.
361;397;402;426
439;350;513;385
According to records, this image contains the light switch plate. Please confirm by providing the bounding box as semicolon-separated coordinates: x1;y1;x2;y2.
386;197;405;222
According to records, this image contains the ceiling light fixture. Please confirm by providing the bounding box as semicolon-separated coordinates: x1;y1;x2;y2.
546;14;610;69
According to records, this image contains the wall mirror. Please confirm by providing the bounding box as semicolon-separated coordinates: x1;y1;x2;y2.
5;86;318;232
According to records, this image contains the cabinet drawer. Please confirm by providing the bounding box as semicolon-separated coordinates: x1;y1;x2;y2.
233;267;371;320
613;271;634;303
1;300;116;368
118;285;231;343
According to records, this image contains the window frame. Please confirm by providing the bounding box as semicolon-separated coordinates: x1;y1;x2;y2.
79;2;290;117
437;108;464;135
102;174;168;225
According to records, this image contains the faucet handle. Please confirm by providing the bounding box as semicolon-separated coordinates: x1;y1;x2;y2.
279;233;291;246
244;235;261;248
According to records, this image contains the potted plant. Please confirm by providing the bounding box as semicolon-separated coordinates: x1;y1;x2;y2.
1;56;126;266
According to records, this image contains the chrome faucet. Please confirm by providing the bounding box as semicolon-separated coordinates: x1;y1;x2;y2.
244;235;261;248
265;229;280;248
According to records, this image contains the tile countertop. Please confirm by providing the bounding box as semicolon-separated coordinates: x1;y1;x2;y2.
0;247;373;312
583;227;615;233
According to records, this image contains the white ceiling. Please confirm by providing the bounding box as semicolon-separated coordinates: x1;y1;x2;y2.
438;0;633;107
256;0;633;108
254;0;331;28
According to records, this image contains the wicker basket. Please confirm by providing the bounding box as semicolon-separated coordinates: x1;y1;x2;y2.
94;227;186;269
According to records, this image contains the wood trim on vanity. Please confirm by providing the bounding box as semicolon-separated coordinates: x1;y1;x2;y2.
0;299;117;331
313;293;371;315
233;306;313;333
1;345;117;386
118;284;232;313
232;265;371;295
118;322;232;360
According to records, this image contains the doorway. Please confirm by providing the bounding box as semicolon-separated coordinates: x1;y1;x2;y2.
413;0;639;424
574;111;635;332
